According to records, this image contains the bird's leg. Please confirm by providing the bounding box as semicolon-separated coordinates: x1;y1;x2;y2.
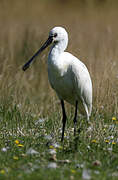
61;100;67;142
73;101;78;136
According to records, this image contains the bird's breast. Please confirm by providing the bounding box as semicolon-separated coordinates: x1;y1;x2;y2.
48;60;76;103
48;55;69;78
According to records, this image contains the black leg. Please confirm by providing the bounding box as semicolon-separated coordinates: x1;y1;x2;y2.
73;101;78;136
60;100;67;142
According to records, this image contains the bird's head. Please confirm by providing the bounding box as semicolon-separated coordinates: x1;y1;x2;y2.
49;27;68;44
22;26;68;71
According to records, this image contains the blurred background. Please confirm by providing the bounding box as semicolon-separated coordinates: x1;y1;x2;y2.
0;0;118;116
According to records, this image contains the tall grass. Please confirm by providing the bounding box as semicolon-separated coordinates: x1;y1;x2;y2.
0;0;118;116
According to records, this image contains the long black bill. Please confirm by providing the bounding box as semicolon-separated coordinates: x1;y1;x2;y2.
22;36;53;71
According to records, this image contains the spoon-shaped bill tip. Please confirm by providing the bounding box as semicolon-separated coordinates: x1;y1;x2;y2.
22;63;30;71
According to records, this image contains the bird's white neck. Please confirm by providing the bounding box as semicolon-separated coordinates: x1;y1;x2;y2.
49;40;68;60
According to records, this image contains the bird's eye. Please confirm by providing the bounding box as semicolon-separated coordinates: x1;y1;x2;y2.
54;33;57;37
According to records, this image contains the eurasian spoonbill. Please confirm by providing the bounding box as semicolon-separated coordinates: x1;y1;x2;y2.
22;26;92;142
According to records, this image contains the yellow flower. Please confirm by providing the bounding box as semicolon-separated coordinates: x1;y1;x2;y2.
112;142;116;145
64;132;67;136
0;170;5;174
105;140;109;143
49;145;54;149
15;140;19;144
112;117;116;121
91;139;97;143
13;156;19;160
17;144;24;147
71;169;76;173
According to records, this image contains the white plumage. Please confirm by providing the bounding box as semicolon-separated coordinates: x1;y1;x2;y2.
48;27;92;117
22;26;92;141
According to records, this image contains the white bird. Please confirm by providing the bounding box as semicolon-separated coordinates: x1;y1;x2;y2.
22;26;92;142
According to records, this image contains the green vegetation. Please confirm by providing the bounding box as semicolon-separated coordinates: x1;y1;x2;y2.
0;0;118;179
0;102;118;180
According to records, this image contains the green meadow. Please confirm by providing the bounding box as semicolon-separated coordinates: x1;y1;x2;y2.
0;0;118;179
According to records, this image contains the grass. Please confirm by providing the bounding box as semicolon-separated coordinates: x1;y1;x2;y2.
0;0;118;179
0;102;118;180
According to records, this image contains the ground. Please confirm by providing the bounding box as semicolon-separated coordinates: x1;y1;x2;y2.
0;103;118;180
0;0;118;179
